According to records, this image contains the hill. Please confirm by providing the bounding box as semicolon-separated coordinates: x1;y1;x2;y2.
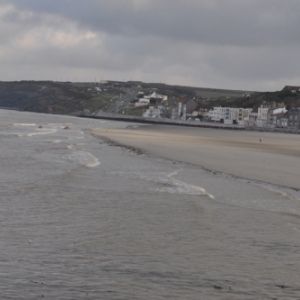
0;80;298;116
0;80;256;115
0;81;122;114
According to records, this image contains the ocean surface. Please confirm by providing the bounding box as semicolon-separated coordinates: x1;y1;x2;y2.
1;109;300;299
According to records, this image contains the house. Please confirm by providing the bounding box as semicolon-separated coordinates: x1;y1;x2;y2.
192;108;210;118
288;108;300;129
142;106;164;118
249;112;258;126
243;93;251;98
257;102;271;127
148;92;168;105
275;113;288;128
135;98;150;107
230;108;252;125
208;107;252;124
135;92;167;107
208;106;227;122
267;107;287;127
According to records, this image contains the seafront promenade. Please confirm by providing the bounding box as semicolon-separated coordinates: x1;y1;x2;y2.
79;111;300;134
79;111;244;130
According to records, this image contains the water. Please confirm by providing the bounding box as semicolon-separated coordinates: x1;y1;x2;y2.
1;109;300;299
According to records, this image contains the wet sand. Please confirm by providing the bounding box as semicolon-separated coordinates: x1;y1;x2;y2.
91;125;300;189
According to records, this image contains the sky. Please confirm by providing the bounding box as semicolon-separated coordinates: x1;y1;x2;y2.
0;0;300;91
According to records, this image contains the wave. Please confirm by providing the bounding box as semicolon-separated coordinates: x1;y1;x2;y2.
66;150;100;168
165;170;215;199
255;183;300;202
111;170;214;198
13;123;36;126
16;128;57;137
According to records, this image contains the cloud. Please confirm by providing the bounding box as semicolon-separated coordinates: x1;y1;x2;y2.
0;0;300;90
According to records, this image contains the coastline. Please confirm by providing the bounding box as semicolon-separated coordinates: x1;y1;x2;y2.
91;124;300;190
80;113;300;134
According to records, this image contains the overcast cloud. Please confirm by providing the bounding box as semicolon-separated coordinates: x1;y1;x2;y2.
0;0;300;91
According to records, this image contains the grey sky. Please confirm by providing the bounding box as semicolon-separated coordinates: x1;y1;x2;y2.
0;0;300;91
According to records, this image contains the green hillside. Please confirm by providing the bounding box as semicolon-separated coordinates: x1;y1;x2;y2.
0;81;120;114
0;80;298;116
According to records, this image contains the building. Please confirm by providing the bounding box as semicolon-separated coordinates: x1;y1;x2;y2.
288;108;300;129
135;98;150;106
142;106;164;118
178;102;183;118
208;107;252;124
249;112;258;126
192;108;210;119
135;92;167;107
230;108;252;125
177;99;197;120
208;107;227;122
148;92;168;105
267;107;287;127
276;114;288;128
257;102;271;127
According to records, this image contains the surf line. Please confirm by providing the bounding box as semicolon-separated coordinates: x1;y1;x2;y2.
166;170;214;199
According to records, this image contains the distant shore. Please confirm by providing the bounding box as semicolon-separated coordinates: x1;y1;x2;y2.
91;124;300;190
80;112;300;134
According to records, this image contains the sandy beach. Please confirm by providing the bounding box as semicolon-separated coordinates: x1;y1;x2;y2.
92;124;300;189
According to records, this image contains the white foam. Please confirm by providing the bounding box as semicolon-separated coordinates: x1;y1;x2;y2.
111;170;214;198
13;123;36;126
17;128;58;137
66;150;100;168
69;136;84;140
166;170;215;199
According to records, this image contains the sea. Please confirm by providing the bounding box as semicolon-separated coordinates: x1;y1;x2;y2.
1;109;300;299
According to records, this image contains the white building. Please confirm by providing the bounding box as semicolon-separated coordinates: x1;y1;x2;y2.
257;107;269;127
142;106;163;118
136;92;167;107
135;98;150;107
249;112;258;126
208;107;228;122
149;92;168;102
267;107;287;127
208;107;252;124
178;102;183;118
230;108;252;125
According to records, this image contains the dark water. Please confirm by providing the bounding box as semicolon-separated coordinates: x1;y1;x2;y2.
1;110;300;299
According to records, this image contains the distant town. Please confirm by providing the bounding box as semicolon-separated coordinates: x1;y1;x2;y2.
93;82;300;131
0;80;300;131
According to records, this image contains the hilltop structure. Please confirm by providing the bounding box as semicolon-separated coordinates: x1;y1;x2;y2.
135;92;167;107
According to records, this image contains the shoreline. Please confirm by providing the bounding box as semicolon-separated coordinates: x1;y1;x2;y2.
79;113;300;134
91;124;300;190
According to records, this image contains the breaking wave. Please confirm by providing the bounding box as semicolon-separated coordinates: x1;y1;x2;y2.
112;170;214;198
16;128;58;137
66;150;100;168
13;123;36;126
164;170;215;199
